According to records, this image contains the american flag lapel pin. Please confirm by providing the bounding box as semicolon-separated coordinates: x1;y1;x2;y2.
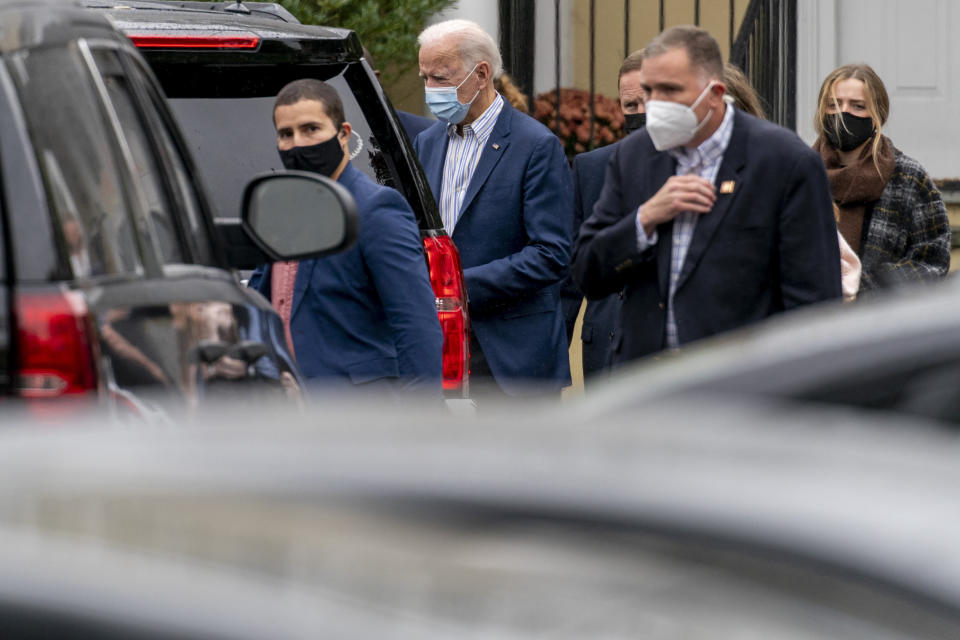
492;143;500;150
720;180;735;194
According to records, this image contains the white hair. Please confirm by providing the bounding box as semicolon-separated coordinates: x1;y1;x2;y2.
418;19;503;78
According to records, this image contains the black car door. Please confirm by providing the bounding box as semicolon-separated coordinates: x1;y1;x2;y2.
7;38;303;413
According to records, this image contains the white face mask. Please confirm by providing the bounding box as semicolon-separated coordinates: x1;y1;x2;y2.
645;81;717;151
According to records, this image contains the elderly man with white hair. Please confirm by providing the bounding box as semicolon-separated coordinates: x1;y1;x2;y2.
413;19;573;399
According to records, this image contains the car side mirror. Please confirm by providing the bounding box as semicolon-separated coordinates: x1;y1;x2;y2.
240;171;357;262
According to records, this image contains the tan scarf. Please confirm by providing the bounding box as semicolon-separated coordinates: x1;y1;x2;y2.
814;135;895;255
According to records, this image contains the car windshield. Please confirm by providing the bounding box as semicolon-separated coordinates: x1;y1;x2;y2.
162;65;394;220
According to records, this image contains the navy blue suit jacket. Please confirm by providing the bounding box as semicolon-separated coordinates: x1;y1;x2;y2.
573;109;842;364
414;101;573;393
249;164;442;391
562;142;622;382
397;110;435;143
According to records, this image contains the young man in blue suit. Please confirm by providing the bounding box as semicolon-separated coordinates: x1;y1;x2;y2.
249;79;442;395
563;50;646;386
573;26;841;365
414;19;573;398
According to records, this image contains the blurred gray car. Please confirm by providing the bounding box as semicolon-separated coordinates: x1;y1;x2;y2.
585;277;960;425
0;397;958;638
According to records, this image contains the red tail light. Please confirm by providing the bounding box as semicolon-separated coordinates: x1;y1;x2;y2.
128;34;260;49
422;235;470;395
16;290;99;398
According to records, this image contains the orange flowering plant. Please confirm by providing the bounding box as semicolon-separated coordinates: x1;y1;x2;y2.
533;88;624;161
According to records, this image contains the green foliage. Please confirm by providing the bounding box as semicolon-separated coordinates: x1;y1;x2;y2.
271;0;458;74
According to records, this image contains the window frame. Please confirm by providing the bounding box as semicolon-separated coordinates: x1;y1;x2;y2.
9;40;151;281
74;38;166;278
81;39;220;271
0;55;59;282
115;44;223;268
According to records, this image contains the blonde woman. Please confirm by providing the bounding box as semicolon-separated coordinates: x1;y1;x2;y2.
813;64;949;293
726;63;860;299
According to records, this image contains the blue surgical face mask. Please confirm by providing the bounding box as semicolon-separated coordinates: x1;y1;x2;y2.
424;64;479;124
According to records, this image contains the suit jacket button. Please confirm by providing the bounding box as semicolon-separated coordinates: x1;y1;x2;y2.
658;302;665;310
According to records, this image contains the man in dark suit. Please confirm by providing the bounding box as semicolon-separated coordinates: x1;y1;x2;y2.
396;110;434;141
563;50;646;385
414;19;572;397
573;26;841;365
249;79;442;394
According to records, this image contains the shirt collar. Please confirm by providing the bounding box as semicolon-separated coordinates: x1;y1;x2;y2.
669;103;735;169
446;93;504;143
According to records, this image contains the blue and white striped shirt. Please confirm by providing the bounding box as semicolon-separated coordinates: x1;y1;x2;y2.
438;93;504;235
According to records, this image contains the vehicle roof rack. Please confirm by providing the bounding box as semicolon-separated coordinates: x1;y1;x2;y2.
81;1;300;23
223;0;250;15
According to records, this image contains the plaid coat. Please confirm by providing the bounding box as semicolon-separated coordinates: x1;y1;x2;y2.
859;149;951;292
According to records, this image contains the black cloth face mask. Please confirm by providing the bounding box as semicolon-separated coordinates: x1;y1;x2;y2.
278;133;345;176
823;112;875;152
623;112;647;135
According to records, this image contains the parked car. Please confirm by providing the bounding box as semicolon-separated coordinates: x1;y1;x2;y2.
581;277;960;425
84;0;472;398
0;397;958;637
0;0;356;418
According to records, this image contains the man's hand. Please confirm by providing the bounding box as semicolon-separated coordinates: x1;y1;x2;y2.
638;175;716;237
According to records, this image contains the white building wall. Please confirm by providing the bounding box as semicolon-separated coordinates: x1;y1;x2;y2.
533;0;574;95
797;0;957;179
428;4;500;46
428;1;574;98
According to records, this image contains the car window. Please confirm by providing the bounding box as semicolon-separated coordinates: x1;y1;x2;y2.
158;64;391;220
91;48;187;266
9;44;144;277
0;61;60;282
123;53;216;266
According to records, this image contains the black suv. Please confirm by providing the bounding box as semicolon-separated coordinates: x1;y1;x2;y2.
85;0;472;398
0;0;355;417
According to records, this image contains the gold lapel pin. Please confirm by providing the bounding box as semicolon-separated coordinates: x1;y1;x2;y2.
492;143;500;150
719;180;735;194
